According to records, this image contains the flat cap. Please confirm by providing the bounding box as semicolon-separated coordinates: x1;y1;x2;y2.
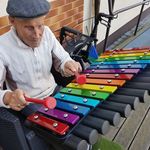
6;0;50;18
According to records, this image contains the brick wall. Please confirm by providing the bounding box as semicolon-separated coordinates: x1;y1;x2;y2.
0;0;84;39
45;0;84;38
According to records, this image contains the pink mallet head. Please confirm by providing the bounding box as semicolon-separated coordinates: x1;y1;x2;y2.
43;97;56;109
25;96;56;109
76;74;86;85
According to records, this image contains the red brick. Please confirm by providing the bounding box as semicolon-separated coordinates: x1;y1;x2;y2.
0;16;9;27
49;22;61;32
78;17;83;25
50;0;66;8
58;3;72;14
60;17;73;27
53;30;60;39
0;25;11;35
73;12;83;20
65;8;78;18
73;0;84;8
75;24;83;32
78;5;83;12
46;9;58;18
66;0;75;3
66;22;77;28
44;19;52;26
49;14;65;24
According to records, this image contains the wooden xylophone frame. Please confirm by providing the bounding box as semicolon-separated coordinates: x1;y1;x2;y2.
26;47;150;150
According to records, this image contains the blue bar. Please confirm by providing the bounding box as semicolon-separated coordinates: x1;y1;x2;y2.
92;60;150;65
56;100;90;116
54;93;100;108
88;64;147;69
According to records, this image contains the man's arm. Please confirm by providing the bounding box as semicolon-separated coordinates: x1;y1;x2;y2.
63;60;82;76
46;27;82;76
0;60;10;108
3;89;27;111
0;60;27;111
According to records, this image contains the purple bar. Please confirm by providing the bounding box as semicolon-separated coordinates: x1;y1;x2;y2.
84;69;140;74
38;107;80;125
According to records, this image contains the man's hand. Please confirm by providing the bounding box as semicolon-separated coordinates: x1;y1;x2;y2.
3;89;27;111
64;60;82;77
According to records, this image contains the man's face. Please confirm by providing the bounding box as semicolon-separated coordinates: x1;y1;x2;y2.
9;16;45;48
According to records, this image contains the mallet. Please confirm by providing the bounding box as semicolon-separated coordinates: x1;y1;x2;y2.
25;96;56;109
75;72;86;85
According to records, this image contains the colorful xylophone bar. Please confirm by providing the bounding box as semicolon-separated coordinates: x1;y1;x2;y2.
101;47;150;55
26;47;150;150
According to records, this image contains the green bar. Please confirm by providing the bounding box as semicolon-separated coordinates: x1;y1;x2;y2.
93;55;150;62
60;88;110;101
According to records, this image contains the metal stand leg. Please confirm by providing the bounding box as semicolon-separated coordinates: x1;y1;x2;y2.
134;0;146;35
89;145;93;150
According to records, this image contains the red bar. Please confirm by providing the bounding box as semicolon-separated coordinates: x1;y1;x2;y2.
102;48;150;55
27;113;69;135
85;73;134;80
84;69;140;74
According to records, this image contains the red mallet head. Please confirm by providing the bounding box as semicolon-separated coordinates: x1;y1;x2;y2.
25;96;56;109
75;73;86;85
43;97;56;109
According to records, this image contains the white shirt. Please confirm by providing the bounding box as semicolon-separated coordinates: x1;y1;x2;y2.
0;26;72;107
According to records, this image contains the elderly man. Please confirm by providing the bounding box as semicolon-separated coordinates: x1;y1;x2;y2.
0;0;82;112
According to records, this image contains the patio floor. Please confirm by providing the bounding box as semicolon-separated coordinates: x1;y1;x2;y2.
104;15;150;150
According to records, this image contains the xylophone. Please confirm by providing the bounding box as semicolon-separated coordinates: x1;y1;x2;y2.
26;47;150;150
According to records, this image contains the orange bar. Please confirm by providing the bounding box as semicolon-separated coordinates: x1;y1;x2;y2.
85;78;126;86
72;78;125;86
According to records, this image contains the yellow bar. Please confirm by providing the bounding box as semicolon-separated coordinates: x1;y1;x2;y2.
67;83;117;93
100;52;150;58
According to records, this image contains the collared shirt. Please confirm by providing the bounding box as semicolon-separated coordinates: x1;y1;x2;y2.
0;26;72;107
